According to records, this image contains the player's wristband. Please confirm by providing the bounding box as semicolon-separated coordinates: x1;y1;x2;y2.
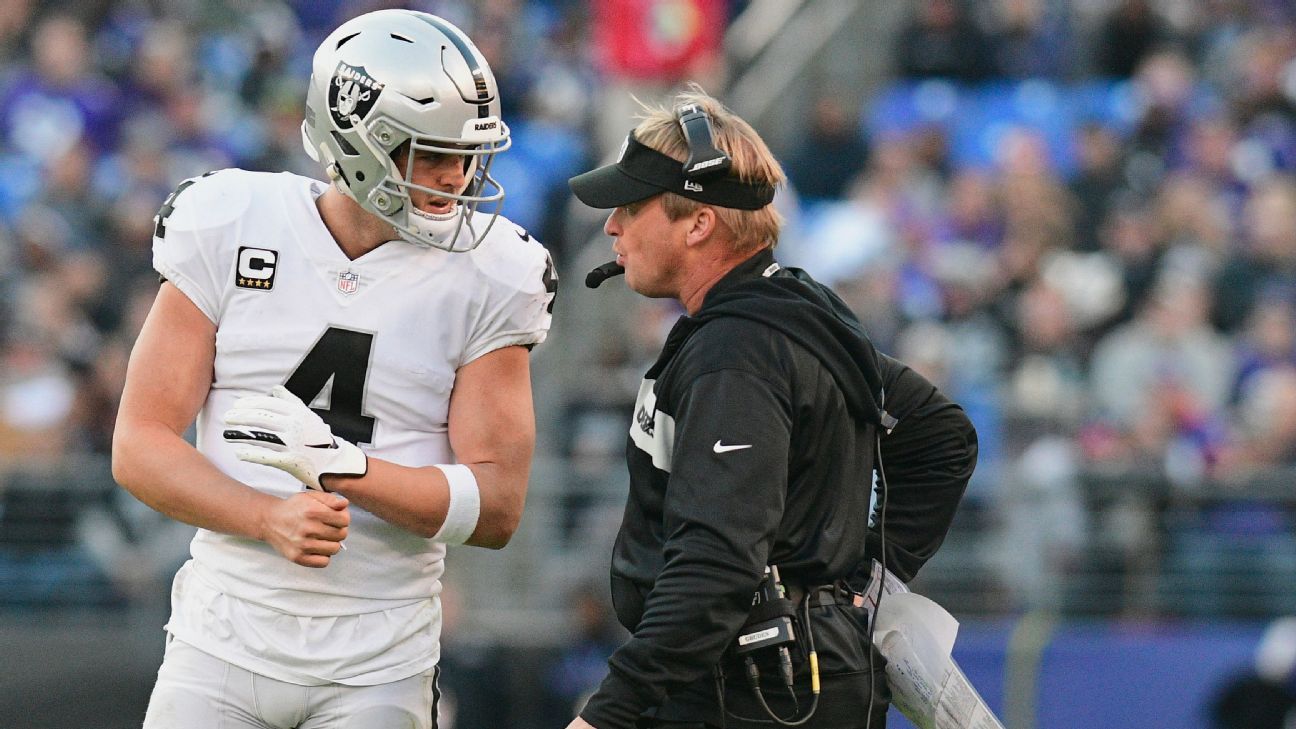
431;464;481;544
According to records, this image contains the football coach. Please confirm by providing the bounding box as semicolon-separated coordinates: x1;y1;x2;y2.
563;85;979;729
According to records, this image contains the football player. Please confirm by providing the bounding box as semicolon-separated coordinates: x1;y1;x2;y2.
112;10;556;729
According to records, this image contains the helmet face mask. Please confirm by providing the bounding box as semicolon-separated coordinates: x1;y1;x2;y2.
301;10;510;252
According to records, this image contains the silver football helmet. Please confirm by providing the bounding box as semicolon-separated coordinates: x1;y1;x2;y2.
301;10;510;251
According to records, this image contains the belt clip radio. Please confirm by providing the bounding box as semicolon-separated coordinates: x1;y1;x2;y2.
735;565;798;655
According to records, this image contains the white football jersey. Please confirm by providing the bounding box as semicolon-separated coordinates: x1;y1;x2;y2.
151;168;555;685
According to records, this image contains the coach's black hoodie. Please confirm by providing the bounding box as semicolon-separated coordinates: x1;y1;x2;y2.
580;248;977;729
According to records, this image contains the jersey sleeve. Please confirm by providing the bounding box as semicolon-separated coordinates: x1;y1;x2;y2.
151;170;242;323
461;229;557;365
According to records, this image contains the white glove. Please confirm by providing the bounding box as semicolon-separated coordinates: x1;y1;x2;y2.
222;385;367;491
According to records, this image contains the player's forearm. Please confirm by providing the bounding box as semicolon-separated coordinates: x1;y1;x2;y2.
326;456;529;547
112;419;276;541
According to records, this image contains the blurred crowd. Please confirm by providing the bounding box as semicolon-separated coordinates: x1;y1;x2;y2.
2;0;1296;725
2;0;1295;619
0;0;599;469
836;0;1296;487
775;0;1296;611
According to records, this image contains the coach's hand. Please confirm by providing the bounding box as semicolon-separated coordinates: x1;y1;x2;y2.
222;385;367;491
261;490;350;567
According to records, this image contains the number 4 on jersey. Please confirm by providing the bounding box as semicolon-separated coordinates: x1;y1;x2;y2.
284;327;376;445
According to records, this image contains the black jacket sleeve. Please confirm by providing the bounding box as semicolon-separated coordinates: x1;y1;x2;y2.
580;367;791;729
865;355;978;582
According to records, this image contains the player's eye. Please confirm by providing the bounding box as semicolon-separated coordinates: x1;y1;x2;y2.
414;150;477;173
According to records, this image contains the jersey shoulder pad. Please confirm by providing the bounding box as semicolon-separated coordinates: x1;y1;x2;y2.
153;168;284;240
468;216;554;296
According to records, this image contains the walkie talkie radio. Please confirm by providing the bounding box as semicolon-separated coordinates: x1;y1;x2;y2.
735;565;797;655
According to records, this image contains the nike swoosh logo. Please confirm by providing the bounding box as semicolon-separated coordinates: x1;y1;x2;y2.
713;440;752;454
222;429;286;446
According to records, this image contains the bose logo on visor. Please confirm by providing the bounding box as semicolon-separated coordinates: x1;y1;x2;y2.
686;157;727;174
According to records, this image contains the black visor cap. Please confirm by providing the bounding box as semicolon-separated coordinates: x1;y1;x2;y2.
568;161;663;209
568;133;775;211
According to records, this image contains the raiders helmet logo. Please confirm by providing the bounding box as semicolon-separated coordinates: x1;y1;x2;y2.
329;62;384;130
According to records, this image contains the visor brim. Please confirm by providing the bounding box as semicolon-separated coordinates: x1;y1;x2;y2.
568;164;663;209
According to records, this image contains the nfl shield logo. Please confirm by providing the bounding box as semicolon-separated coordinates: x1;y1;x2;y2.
337;270;360;295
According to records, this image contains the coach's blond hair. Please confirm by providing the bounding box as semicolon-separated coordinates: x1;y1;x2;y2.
633;85;785;252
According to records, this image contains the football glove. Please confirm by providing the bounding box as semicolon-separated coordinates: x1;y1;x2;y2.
222;385;367;491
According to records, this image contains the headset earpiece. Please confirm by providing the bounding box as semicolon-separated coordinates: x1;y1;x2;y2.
676;104;732;180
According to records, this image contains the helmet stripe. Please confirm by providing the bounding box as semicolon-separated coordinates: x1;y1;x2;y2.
413;13;492;114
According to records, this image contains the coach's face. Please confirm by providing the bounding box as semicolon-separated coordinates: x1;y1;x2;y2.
604;195;690;299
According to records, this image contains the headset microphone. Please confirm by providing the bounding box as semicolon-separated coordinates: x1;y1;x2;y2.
585;261;625;289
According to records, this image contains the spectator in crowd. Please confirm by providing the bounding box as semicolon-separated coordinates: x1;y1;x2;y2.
1231;365;1296;470
1223;27;1296;127
1097;199;1162;325
0;277;81;461
784;95;870;202
894;0;996;82
1181;115;1250;212
1089;272;1234;474
989;0;1077;80
543;583;624;718
1232;296;1296;402
1006;278;1088;426
1124;49;1207;193
932;169;1003;251
0;13;121;162
995;129;1077;290
1152;171;1233;280
0;0;33;65
1215;175;1296;332
1069;121;1127;252
1092;0;1170;79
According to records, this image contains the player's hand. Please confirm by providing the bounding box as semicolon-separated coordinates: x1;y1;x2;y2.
261;490;350;567
222;385;367;491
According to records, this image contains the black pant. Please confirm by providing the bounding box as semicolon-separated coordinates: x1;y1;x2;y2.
640;671;889;729
642;599;890;729
724;670;889;729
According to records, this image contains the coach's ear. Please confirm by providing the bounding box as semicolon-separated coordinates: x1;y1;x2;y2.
683;205;720;249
